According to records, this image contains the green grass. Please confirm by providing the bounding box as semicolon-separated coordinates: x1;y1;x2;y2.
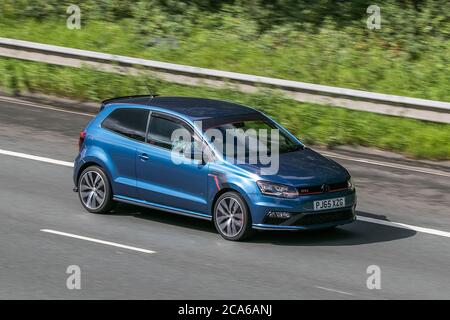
0;17;449;102
1;57;449;160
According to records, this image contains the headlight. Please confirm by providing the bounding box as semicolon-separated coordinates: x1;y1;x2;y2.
256;181;298;198
347;177;354;189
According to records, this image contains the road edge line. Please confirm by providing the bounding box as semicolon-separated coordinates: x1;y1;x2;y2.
357;216;450;238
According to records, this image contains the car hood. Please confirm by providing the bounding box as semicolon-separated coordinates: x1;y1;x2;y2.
236;148;349;186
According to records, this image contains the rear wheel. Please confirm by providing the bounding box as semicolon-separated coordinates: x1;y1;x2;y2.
213;192;253;241
78;166;114;214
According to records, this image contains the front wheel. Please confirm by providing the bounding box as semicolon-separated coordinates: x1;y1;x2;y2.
78;166;114;214
213;192;253;241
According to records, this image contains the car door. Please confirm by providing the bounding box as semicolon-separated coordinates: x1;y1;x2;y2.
136;112;209;214
99;107;150;198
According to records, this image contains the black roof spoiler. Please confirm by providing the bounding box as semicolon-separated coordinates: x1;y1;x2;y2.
100;94;159;111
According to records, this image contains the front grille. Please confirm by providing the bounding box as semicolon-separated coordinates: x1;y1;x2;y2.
297;181;348;195
293;210;354;226
329;181;348;191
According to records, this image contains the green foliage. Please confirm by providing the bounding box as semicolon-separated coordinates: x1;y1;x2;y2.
0;57;449;160
2;1;449;39
0;1;449;101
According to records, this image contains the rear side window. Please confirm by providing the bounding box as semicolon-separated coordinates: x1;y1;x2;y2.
147;114;189;150
102;108;149;142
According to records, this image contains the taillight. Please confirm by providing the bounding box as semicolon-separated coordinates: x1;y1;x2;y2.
78;131;87;151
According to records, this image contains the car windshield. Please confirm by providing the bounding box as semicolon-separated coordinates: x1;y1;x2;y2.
204;119;303;160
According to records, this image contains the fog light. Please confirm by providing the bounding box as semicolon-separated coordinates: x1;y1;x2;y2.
267;211;292;219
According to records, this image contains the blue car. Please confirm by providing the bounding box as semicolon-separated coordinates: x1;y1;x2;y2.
73;96;356;241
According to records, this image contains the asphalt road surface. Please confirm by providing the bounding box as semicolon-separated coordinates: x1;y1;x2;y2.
0;97;449;299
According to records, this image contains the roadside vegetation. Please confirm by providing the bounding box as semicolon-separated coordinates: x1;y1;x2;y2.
1;57;449;160
0;0;449;101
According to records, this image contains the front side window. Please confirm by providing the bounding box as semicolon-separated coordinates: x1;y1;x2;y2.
147;114;189;150
102;108;149;142
147;114;207;160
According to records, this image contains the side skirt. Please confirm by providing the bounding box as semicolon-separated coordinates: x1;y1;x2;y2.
113;195;212;221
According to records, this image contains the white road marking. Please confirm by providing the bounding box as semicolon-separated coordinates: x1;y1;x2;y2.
1;149;450;239
0;96;94;117
357;216;450;238
322;151;450;178
314;286;353;296
0;148;74;167
41;229;156;254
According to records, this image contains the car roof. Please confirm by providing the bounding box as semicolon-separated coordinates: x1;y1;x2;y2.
104;96;259;120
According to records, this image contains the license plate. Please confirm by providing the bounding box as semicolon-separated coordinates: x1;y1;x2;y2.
313;197;345;211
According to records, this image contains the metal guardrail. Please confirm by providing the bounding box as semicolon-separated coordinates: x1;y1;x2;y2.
0;37;449;123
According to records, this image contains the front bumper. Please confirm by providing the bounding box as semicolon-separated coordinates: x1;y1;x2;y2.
252;206;356;230
248;189;357;230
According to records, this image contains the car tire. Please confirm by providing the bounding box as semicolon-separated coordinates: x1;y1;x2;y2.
213;191;253;241
78;166;114;214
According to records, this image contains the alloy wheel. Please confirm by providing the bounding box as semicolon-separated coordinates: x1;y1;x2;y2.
215;197;245;237
79;171;106;210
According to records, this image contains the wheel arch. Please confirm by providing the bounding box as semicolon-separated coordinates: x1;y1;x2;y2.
210;186;252;221
76;160;109;186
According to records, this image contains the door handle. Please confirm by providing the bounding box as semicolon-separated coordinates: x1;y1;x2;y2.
138;153;149;161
